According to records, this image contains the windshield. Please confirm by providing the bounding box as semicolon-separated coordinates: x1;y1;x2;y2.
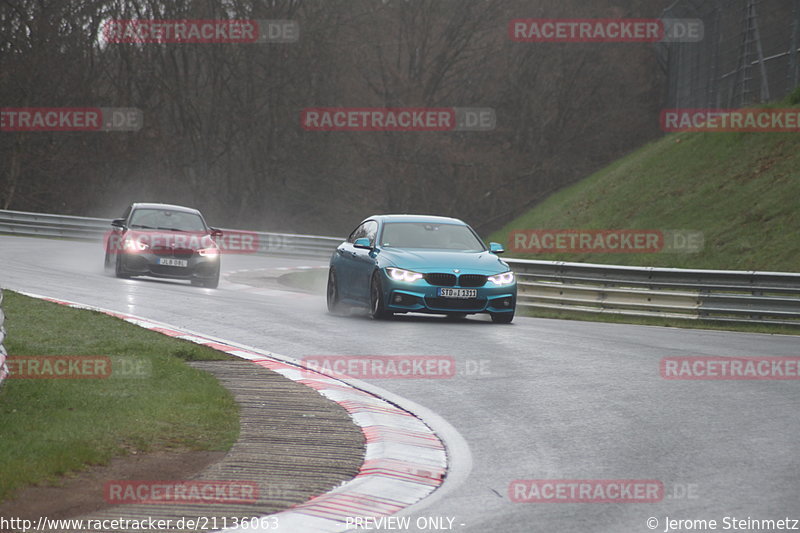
380;222;485;251
129;209;206;232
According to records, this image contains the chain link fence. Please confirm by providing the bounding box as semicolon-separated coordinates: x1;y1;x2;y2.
658;0;800;108
0;288;8;388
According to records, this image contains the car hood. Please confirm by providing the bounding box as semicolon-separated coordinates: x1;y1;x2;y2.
126;230;215;250
378;248;510;274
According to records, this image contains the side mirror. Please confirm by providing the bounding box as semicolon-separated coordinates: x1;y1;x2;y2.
489;242;505;254
353;237;372;250
111;218;126;229
210;228;223;238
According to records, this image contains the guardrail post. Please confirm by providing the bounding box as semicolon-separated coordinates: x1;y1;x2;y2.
0;288;8;388
751;287;764;321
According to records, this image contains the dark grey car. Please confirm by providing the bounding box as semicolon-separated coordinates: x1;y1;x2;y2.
104;203;222;288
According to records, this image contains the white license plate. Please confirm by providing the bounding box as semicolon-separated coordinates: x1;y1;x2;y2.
158;258;188;267
438;288;477;299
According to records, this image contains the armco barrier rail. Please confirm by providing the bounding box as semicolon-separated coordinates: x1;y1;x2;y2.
0;209;340;259
509;258;800;326
1;209;799;326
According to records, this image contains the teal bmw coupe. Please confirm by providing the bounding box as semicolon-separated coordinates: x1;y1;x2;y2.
327;215;517;323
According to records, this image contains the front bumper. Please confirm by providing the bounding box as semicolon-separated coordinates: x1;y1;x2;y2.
117;252;219;281
380;271;516;315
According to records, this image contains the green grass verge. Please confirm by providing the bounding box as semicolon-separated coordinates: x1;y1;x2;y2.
0;291;238;502
488;102;800;272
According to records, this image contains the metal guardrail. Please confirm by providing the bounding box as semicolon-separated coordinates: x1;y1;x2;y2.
507;258;800;326
0;209;340;259
0;289;8;389
0;209;110;240
1;209;799;326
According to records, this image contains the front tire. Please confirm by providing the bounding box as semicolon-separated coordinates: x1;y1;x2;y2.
105;233;121;275
114;254;130;279
327;268;341;313
190;268;220;289
369;273;392;320
203;267;220;289
104;250;113;274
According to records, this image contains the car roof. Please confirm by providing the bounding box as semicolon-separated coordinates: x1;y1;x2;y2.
364;214;467;225
130;203;202;215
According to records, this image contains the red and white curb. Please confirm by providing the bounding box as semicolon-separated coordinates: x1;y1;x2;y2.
18;291;447;533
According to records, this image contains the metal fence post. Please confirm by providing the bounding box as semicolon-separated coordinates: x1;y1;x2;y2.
661;0;797;109
0;288;8;388
790;0;800;89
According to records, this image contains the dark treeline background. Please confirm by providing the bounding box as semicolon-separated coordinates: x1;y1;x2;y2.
1;0;666;235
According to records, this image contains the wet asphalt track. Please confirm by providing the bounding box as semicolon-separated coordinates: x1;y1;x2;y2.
1;235;798;533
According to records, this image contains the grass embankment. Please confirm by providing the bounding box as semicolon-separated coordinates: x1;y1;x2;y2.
0;291;238;502
487;99;800;333
489;106;800;271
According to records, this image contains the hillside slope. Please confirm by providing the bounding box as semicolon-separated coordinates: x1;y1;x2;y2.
489;104;800;272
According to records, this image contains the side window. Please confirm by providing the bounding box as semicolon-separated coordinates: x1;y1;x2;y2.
347;223;366;244
363;221;378;245
347;221;378;245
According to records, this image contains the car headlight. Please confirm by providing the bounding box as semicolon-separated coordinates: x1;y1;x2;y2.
488;271;515;286
123;237;148;252
198;247;219;258
386;267;423;283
